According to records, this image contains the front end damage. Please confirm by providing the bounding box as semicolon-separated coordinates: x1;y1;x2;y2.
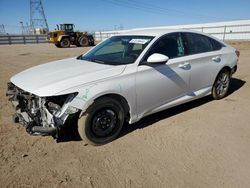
6;82;80;138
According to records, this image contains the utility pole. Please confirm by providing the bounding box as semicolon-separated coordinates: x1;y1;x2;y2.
119;24;124;30
20;21;25;35
30;0;49;34
0;24;6;35
26;22;31;34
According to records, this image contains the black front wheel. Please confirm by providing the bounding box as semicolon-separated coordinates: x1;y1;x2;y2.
78;97;124;145
60;38;70;48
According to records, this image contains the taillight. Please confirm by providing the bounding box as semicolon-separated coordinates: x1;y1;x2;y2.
235;50;240;58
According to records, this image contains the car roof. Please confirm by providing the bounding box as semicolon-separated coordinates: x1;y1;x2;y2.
117;28;206;37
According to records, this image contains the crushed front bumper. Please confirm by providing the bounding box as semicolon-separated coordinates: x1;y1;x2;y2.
6;82;79;138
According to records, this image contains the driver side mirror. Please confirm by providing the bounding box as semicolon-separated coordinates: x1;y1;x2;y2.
147;53;169;64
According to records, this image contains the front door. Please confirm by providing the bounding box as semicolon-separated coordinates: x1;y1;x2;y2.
136;32;191;117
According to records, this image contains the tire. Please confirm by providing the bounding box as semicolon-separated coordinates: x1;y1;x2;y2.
60;38;70;48
78;97;125;145
212;69;231;100
78;36;89;47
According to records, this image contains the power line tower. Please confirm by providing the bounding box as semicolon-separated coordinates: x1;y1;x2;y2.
30;0;49;33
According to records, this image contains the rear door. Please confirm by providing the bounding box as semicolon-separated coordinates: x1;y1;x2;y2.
182;32;224;93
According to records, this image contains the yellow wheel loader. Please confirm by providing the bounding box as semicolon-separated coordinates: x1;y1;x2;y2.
47;23;95;48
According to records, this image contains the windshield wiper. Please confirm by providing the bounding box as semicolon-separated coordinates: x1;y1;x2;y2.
91;59;105;64
77;56;105;64
79;56;118;65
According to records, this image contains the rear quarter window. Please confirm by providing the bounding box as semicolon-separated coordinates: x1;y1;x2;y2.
209;38;224;51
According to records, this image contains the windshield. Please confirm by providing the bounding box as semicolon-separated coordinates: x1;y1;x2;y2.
61;24;73;31
80;35;154;65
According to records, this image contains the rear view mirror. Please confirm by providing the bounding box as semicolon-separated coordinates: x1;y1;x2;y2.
147;53;169;64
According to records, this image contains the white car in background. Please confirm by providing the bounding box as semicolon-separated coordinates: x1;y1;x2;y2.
7;29;239;145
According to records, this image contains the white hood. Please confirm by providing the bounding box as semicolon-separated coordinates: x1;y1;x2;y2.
11;57;126;96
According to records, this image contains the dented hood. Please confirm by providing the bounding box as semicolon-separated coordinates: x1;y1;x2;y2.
10;57;126;96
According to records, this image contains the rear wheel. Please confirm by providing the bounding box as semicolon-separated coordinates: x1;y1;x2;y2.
212;69;231;100
78;36;89;47
60;38;70;48
78;97;124;145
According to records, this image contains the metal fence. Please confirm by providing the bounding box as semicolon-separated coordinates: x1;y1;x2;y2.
1;24;250;45
94;31;120;41
0;34;47;45
188;24;250;41
94;24;250;41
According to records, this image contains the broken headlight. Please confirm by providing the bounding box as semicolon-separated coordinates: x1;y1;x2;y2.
65;106;79;115
46;92;79;115
47;102;61;115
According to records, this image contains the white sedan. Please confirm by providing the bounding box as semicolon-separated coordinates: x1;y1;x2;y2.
7;29;239;145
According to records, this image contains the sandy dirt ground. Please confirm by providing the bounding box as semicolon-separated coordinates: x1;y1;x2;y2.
0;42;250;188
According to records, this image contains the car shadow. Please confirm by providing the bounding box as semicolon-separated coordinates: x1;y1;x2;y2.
57;116;82;142
228;77;246;95
57;77;245;143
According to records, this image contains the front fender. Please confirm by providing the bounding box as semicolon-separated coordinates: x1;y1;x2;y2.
71;82;130;108
58;35;69;42
71;83;122;111
68;81;136;123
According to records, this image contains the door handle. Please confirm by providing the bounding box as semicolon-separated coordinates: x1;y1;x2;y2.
178;62;190;68
212;56;221;62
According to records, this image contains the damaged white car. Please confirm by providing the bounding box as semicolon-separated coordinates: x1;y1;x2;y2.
7;29;239;145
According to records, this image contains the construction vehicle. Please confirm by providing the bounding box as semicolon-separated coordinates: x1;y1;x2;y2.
47;23;95;48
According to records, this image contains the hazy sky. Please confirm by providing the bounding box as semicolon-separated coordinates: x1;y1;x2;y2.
0;0;249;32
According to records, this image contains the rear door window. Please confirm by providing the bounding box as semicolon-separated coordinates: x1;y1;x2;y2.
184;33;214;55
